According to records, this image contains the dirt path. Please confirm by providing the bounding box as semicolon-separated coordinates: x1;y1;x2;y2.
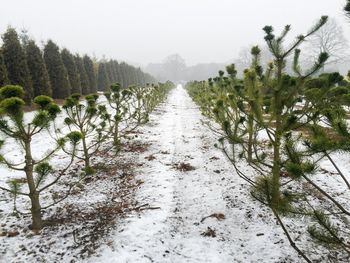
90;85;299;263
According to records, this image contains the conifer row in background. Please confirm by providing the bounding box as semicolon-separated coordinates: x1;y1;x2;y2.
0;27;156;102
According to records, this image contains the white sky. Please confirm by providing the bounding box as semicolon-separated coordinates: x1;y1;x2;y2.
0;0;348;66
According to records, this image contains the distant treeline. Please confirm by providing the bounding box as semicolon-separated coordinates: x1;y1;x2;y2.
0;27;156;103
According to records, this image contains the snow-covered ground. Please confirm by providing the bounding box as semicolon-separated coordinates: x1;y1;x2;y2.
2;84;348;262
89;85;299;263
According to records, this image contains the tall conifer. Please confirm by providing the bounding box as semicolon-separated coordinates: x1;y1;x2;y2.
61;48;81;94
75;55;90;95
25;40;52;97
0;49;9;87
2;27;33;102
97;63;109;91
44;40;71;99
83;55;97;93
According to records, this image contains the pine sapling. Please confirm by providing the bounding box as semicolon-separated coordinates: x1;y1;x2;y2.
62;93;108;175
0;85;80;230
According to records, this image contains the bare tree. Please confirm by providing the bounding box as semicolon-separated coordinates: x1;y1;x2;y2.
162;54;187;81
304;18;349;66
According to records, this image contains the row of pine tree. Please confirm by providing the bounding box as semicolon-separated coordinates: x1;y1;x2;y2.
0;27;156;103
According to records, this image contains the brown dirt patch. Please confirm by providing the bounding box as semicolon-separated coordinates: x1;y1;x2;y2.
173;162;196;172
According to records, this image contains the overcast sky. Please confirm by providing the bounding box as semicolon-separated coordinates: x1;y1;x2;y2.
0;0;348;66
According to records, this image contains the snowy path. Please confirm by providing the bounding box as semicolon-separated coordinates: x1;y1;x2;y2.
90;85;299;263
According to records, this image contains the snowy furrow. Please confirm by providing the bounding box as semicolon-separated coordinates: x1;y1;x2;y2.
90;85;298;263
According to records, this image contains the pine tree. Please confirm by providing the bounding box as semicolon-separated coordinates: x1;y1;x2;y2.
0;85;78;230
0;49;9;87
61;48;81;94
136;68;145;85
113;60;121;84
345;1;350;19
259;17;328;205
83;55;97;93
97;62;109;91
105;60;116;85
125;64;132;87
44;40;71;99
104;83;133;148
120;62;129;87
1;27;33;103
75;55;90;95
25;40;52;97
62;93;108;174
117;62;125;87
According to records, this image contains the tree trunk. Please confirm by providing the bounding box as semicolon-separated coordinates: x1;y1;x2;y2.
29;192;43;230
113;107;120;149
271;127;281;205
247;113;254;163
271;61;283;206
82;136;90;169
24;139;43;230
114;121;119;146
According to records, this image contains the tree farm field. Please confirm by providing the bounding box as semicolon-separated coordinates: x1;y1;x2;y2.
1;1;350;262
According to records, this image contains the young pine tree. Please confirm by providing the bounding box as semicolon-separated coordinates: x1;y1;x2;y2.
0;85;80;230
129;85;150;124
62;93;108;174
104;83;133;149
256;17;329;206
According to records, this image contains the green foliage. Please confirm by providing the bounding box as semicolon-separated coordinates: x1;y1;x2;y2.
62;93;106;171
0;27;155;103
285;161;315;179
61;48;81;94
97;63;109;91
251;175;292;213
308;210;342;245
32;110;52;128
345;0;350;19
66;131;83;144
0;97;25;118
83;55;97;94
0;85;24;99
0;28;158;231
0;49;9;87
25;40;52;97
44;40;71;99
46;103;61;118
7;179;22;212
33;95;53;108
2;27;33;103
33;95;60;118
35;162;53;176
186;16;350;260
0;84;65;230
84;166;95;176
75;55;90;95
34;162;53;186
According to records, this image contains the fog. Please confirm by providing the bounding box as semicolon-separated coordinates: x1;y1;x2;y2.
0;0;348;67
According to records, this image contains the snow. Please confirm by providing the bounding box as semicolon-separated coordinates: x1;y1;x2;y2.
89;85;299;263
